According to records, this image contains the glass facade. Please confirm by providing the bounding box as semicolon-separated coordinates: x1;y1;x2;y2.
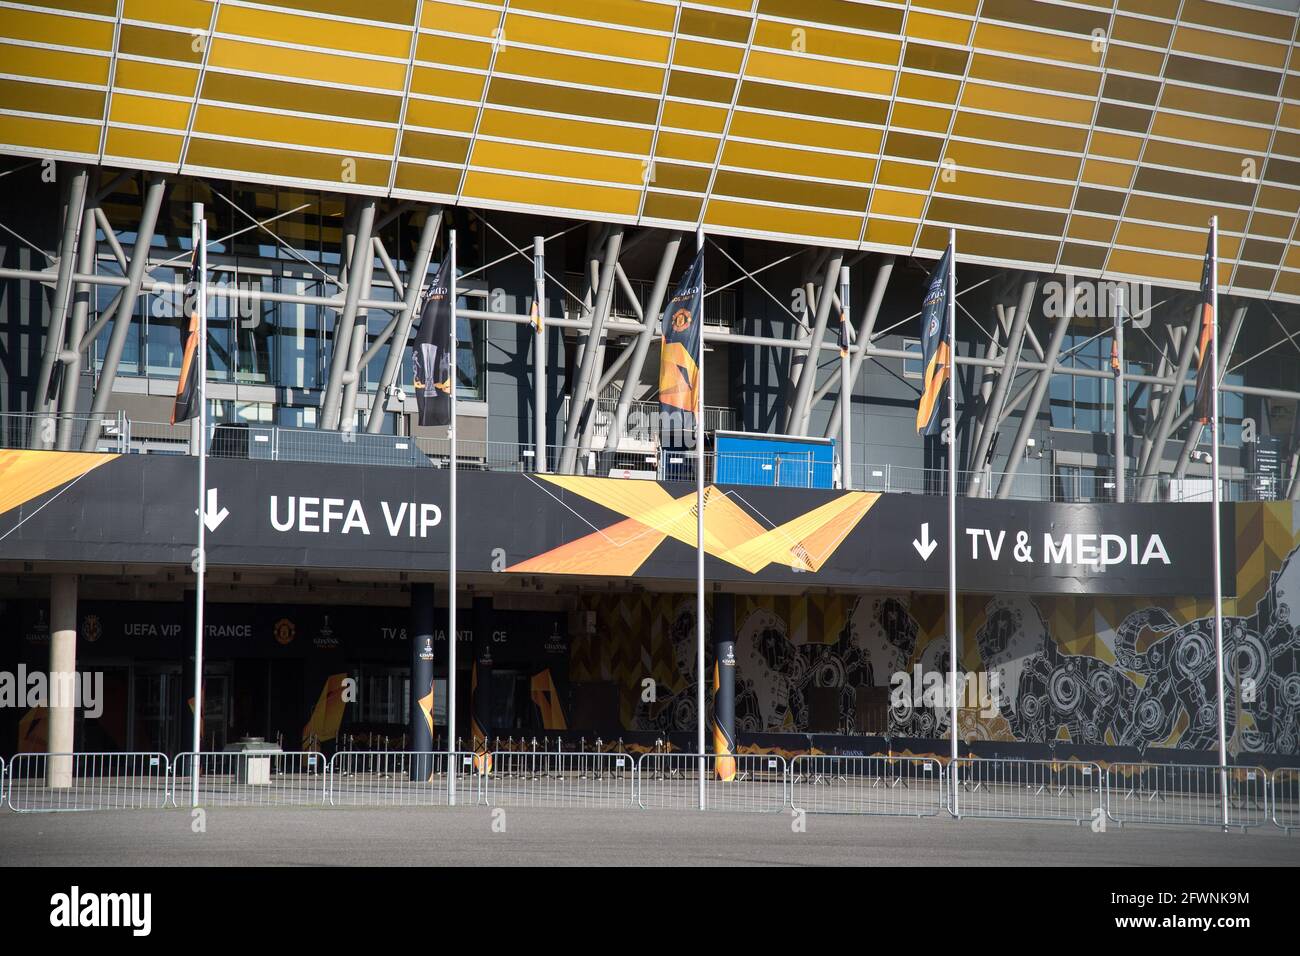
88;178;488;420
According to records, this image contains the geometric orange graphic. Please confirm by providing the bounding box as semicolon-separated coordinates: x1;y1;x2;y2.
507;475;879;577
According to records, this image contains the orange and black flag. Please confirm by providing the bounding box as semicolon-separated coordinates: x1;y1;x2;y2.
658;250;704;449
915;245;952;436
411;253;454;427
1192;229;1217;425
170;250;202;425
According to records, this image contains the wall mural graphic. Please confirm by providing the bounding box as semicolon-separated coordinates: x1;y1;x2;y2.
572;544;1300;757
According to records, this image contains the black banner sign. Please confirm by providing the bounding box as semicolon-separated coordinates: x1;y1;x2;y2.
0;453;1230;597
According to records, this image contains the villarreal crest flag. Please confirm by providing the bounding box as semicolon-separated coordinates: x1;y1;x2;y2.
915;245;952;436
657;250;704;449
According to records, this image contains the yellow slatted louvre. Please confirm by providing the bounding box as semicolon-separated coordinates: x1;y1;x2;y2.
0;1;1296;300
216;5;412;58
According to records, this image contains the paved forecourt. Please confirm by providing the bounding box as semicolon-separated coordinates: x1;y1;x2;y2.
2;804;1297;867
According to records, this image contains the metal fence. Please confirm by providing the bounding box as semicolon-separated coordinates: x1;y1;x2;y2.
171;751;328;808
790;754;945;816
1272;767;1299;833
950;758;1104;824
5;752;170;812
1105;763;1271;830
328;751;480;807
4;751;1300;830
483;751;636;810
635;752;788;813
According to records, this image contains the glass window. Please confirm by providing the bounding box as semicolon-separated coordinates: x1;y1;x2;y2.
235;273;274;385
277;274;324;389
145;268;187;376
902;337;922;379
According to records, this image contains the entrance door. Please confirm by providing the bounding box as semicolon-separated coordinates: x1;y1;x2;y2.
202;668;231;750
133;665;183;755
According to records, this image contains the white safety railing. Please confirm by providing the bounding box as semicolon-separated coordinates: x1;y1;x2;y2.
3;411;1292;505
950;758;1104;824
328;750;479;807
483;750;636;810
171;751;327;808
790;754;944;816
0;755;5;807
635;752;788;813
1105;763;1270;830
5;752;170;812
1269;767;1298;833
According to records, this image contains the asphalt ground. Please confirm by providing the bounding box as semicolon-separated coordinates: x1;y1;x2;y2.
1;804;1296;866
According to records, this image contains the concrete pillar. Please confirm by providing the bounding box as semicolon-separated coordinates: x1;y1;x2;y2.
409;583;436;780
46;574;78;788
711;593;736;781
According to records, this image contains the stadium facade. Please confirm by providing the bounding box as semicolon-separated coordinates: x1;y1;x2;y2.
2;0;1300;767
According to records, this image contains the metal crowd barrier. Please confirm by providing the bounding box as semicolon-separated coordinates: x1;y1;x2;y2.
171;751;327;808
790;754;945;816
1105;762;1270;830
5;752;170;813
0;755;5;807
636;752;788;812
1268;767;1298;833
950;758;1103;824
484;750;636;810
328;750;480;807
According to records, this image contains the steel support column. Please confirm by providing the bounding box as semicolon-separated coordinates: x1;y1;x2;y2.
55;192;100;449
995;287;1073;499
320;197;376;430
969;277;1037;496
81;175;167;450
608;233;682;455
339;244;374;432
366;208;442;433
787;251;844;436
1139;309;1204;501
965;310;1002;476
32;165;88;444
821;254;894;438
559;226;623;474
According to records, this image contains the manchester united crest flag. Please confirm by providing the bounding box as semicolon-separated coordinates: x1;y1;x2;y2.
657;250;704;449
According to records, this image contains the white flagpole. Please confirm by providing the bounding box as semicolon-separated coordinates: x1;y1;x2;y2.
840;265;852;491
191;202;207;808
696;226;706;811
449;229;459;806
1209;216;1228;828
946;229;959;801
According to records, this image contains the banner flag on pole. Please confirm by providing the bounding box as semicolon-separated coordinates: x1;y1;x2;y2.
410;253;454;427
1193;230;1217;425
657;249;704;449
170;249;202;425
915;246;952;436
530;297;543;333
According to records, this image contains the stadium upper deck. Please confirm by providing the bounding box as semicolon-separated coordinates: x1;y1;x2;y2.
1;0;1299;300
